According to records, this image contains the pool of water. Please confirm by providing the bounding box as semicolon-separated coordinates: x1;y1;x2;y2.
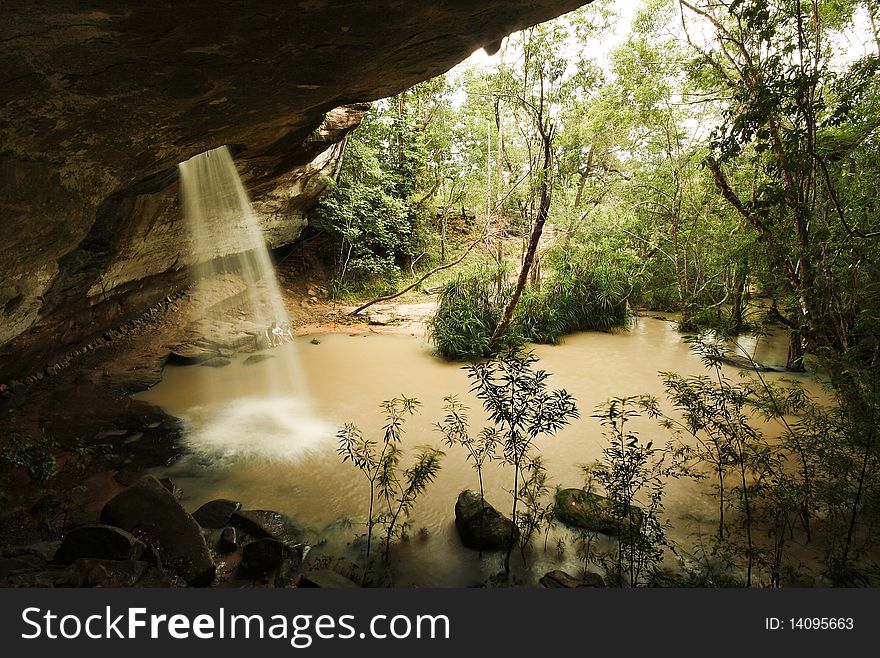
135;318;823;586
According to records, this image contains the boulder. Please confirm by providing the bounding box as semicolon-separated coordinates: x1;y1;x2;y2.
454;490;517;551
166;347;216;366
0;556;46;580
54;524;147;565
193;499;242;529
554;488;643;537
100;475;215;586
243;354;274;366
2;541;60;563
158;477;181;499
200;357;232;368
539;569;605;588
57;558;172;588
298;569;359;588
241;539;304;574
230;509;300;545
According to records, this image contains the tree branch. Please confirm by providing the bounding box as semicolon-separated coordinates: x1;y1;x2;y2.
348;230;486;316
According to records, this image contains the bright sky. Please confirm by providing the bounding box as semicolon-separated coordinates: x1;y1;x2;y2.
454;0;876;78
457;0;637;74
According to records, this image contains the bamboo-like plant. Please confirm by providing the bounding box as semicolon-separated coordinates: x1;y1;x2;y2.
466;350;578;573
336;396;421;557
436;395;499;556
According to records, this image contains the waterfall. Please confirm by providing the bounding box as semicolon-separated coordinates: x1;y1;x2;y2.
179;146;289;337
175;146;331;460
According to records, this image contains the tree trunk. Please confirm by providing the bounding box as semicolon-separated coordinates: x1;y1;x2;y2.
787;329;806;372
729;261;748;333
490;124;553;346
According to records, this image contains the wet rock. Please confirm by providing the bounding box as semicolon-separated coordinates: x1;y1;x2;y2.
718;353;778;372
298;569;359;588
193;499;243;529
554;488;643;537
368;313;392;326
243;353;274;366
0;555;47;580
158;477;182;499
241;538;304;574
100;475;215;586
454;490;517;551
3;541;61;563
114;470;145;487
275;554;307;588
200;357;231;368
54;524;148;565
540;569;605;588
166;347;216;366
94;428;128;441
58;558;172;588
218;527;238;553
230;509;300;545
310;338;320;345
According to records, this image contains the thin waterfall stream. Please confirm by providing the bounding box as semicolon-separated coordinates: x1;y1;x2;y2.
176;146;332;461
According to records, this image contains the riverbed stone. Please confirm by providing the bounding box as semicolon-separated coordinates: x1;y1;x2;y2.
193;499;243;529
554;488;643;537
241;538;304;574
200;357;232;368
54;524;147;565
243;354;274;366
539;569;606;588
100;475;215;586
2;541;61;563
230;509;300;545
58;558;173;588
297;569;359;588
166;347;216;366
454;490;517;551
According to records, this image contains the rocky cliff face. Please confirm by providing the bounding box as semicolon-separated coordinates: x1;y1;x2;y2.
0;0;590;383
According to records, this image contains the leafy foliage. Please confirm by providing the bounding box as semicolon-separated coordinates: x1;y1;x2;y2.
337;396;444;561
0;434;58;483
584;397;681;586
465;350;579;572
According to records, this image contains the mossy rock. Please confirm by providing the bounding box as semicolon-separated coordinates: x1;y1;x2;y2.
554;488;643;537
454;490;517;551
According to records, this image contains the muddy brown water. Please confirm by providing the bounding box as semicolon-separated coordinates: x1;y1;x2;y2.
135;318;824;586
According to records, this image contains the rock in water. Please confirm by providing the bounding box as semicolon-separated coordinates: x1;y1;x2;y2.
539;569;605;588
230;509;300;545
241;538;304;574
243;354;273;366
58;558;172;588
193;499;242;529
100;475;215;586
297;569;359;588
554;488;643;537
54;525;147;564
165;347;216;366
454;490;517;551
200;357;231;368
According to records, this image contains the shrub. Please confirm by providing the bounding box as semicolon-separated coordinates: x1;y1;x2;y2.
429;250;631;360
428;265;520;360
